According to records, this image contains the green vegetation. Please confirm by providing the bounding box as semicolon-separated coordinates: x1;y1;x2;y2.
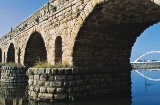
51;6;57;12
33;61;53;68
26;69;34;76
0;62;22;67
33;61;72;68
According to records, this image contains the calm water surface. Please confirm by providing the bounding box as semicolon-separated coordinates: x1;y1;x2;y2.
1;69;160;105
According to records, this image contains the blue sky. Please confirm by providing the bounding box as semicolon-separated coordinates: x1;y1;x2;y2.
131;23;160;62
0;0;48;36
0;0;159;62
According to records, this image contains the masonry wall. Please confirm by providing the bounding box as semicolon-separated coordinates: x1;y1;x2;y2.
1;66;28;83
28;67;131;101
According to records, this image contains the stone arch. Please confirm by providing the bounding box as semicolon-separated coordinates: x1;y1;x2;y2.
72;0;160;68
0;48;2;63
70;0;160;98
7;43;15;63
24;31;47;66
55;36;62;64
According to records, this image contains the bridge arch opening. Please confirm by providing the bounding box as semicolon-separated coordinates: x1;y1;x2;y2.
131;22;160;62
55;36;62;64
18;48;21;63
7;43;15;63
24;32;47;66
72;0;160;97
4;52;5;63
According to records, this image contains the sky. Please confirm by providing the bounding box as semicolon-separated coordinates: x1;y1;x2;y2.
0;0;160;62
0;0;48;36
131;23;160;62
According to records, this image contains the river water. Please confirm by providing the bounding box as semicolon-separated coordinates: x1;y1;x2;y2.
1;69;160;105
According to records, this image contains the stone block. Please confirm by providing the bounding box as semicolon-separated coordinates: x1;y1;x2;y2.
38;68;46;74
38;81;45;86
74;75;80;80
30;86;34;91
58;68;65;75
50;81;62;87
55;75;65;81
40;75;47;81
45;68;51;74
45;81;50;86
40;87;46;93
31;91;38;98
73;87;79;92
65;75;73;80
34;80;38;85
56;88;65;93
72;68;79;74
49;75;54;81
77;80;84;85
32;68;39;74
35;86;40;92
34;75;39;80
63;82;68;87
38;93;54;100
51;68;58;74
69;81;77;87
28;79;33;85
54;94;67;99
47;88;55;93
64;68;72;74
29;75;34;79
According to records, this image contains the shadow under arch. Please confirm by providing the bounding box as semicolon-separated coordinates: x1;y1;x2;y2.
24;31;47;66
7;43;15;63
55;36;62;64
72;0;160;98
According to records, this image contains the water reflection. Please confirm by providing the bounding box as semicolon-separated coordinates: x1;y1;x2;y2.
0;83;28;105
2;69;160;105
132;69;160;105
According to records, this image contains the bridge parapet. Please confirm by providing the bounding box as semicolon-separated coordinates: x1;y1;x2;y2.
0;0;92;44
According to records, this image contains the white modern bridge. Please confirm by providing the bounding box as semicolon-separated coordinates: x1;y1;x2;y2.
131;51;160;63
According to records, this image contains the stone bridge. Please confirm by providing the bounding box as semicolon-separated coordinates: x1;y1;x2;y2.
0;0;160;100
0;0;160;67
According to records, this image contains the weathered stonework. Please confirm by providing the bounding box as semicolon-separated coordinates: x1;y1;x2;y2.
28;67;131;101
1;66;28;83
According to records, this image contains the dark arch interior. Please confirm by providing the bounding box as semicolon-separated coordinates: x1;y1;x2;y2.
7;43;15;63
24;32;47;66
18;48;21;63
4;52;5;62
73;0;160;70
0;48;2;63
72;1;160;97
55;36;62;64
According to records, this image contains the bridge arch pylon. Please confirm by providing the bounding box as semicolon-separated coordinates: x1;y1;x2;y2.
134;51;160;62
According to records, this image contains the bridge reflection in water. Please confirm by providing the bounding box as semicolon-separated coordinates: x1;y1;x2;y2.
1;69;160;105
132;69;160;105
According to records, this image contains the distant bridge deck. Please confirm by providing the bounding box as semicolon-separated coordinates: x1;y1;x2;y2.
131;61;160;64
